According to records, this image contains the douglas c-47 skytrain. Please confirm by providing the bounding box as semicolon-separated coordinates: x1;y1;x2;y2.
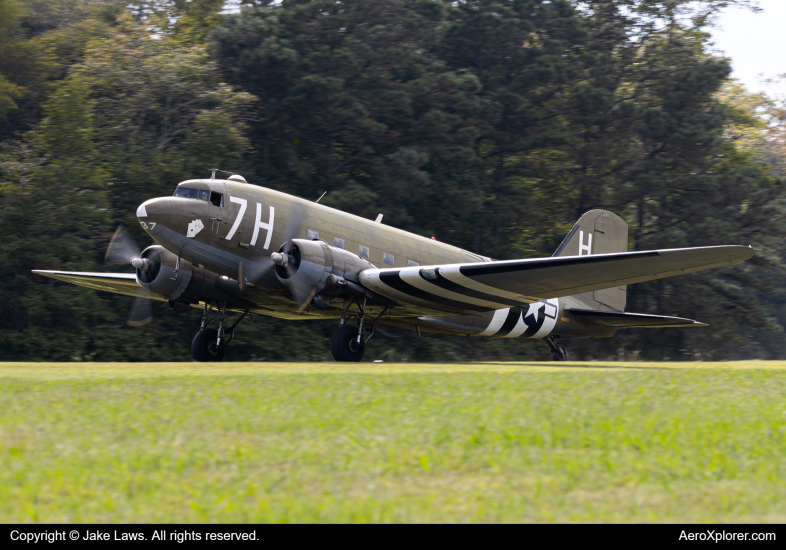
34;171;754;362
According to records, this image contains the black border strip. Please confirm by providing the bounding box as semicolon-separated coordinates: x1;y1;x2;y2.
3;524;785;544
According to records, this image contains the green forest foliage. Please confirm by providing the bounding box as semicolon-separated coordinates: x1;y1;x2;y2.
2;0;785;362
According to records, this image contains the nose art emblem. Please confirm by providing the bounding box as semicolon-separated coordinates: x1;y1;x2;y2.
187;219;205;238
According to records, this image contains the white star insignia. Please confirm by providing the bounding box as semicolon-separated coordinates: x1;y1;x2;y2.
524;302;543;322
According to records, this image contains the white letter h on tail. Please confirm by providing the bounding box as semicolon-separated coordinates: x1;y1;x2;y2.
579;230;592;256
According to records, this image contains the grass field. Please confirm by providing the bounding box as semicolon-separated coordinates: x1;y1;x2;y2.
2;361;786;523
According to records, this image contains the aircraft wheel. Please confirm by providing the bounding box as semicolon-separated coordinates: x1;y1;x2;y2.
331;325;365;362
551;346;568;362
192;328;225;362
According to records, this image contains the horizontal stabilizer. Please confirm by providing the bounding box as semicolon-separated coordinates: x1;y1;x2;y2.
569;309;707;328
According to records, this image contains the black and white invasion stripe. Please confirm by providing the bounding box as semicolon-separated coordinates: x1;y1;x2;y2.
360;265;559;338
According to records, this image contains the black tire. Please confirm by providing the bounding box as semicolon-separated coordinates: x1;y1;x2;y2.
192;328;225;362
331;324;365;362
551;346;568;362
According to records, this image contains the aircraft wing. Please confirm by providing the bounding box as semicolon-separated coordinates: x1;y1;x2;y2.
32;270;165;301
359;245;753;314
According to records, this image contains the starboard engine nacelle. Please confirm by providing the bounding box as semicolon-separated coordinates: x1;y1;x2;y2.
272;239;377;308
134;245;249;309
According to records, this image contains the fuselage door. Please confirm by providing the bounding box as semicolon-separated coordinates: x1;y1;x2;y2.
206;181;227;233
211;182;244;249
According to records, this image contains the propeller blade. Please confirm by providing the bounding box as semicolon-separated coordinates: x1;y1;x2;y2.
236;202;322;311
105;226;153;327
105;225;141;265
295;287;319;312
127;296;153;327
285;203;308;243
239;256;274;289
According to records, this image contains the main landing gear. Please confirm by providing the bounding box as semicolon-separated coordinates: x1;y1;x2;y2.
331;297;389;362
545;336;568;362
192;302;248;362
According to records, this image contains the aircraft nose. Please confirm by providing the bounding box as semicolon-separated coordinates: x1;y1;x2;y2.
137;198;171;236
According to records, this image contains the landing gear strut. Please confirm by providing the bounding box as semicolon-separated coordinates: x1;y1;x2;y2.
331;297;389;362
545;336;568;362
191;302;248;362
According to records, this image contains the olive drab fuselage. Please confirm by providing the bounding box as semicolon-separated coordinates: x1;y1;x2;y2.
137;179;605;338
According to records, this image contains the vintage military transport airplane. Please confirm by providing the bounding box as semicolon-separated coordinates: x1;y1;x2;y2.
34;172;754;362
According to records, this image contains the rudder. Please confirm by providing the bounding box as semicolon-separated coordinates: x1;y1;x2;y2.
553;210;629;311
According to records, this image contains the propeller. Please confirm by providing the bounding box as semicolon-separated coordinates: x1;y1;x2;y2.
105;225;142;265
239;204;318;311
105;225;153;327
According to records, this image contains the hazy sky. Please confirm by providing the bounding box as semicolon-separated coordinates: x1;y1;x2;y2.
232;1;784;96
711;0;786;96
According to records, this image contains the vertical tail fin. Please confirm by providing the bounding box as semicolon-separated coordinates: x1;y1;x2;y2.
553;210;629;311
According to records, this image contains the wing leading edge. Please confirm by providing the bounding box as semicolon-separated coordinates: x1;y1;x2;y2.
359;245;753;315
32;270;163;301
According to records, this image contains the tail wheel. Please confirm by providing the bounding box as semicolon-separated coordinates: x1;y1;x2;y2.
331;324;365;362
192;328;225;362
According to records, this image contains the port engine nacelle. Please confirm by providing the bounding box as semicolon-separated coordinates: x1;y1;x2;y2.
134;245;249;310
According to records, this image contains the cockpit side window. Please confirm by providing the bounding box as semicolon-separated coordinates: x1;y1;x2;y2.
210;192;223;207
174;187;214;202
174;187;200;199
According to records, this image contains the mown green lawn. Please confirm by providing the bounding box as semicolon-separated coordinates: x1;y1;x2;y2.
1;361;785;523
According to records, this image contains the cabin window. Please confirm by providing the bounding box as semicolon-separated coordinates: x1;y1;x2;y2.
358;245;370;259
334;237;345;249
308;229;319;240
209;192;223;207
383;253;394;266
407;260;419;267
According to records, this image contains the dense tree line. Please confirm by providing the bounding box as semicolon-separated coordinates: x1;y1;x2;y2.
1;0;784;362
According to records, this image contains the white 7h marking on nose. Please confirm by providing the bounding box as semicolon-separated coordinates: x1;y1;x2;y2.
251;203;275;249
579;230;592;255
225;196;247;241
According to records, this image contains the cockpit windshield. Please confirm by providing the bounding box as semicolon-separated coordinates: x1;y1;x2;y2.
174;187;211;201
